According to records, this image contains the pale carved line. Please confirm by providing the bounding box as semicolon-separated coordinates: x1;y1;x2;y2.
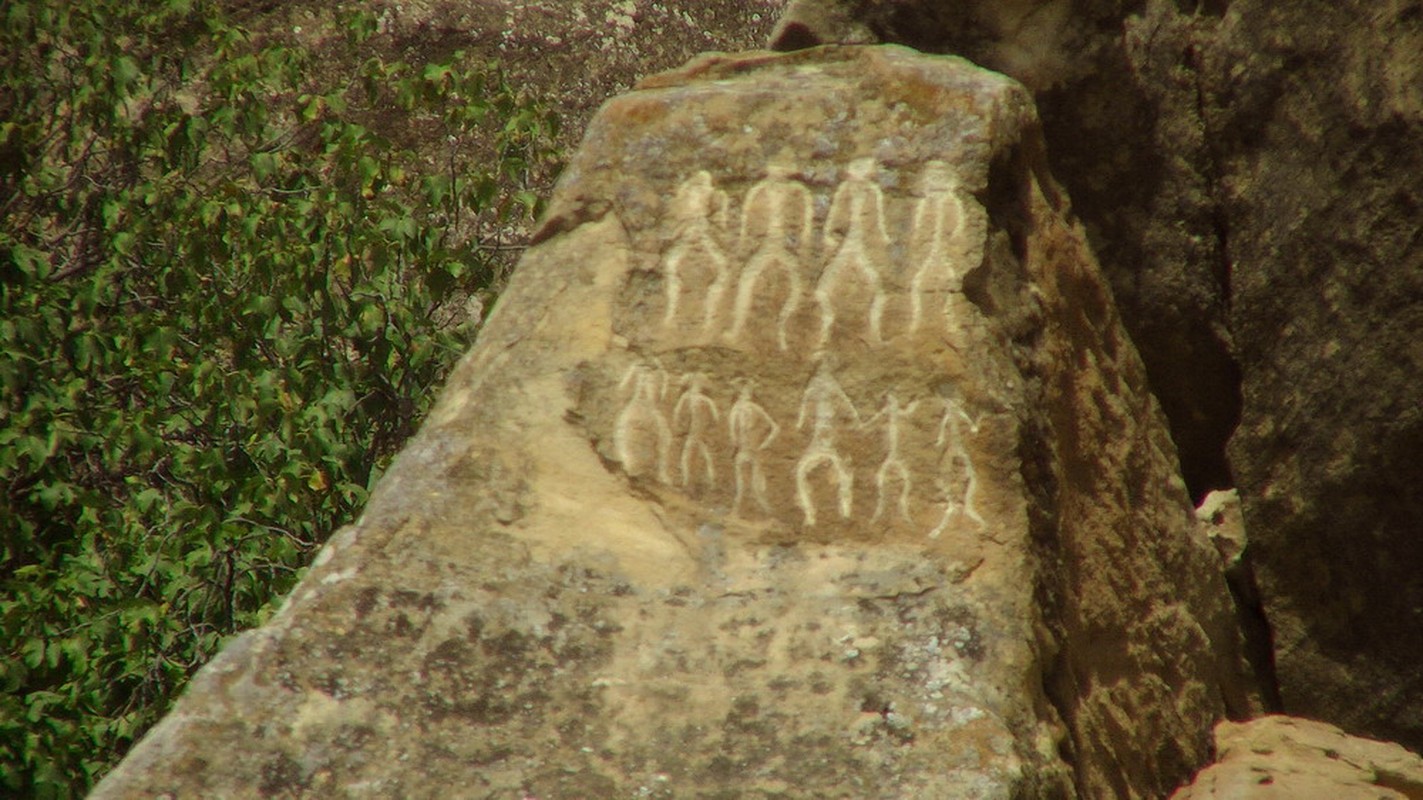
929;392;984;539
909;160;968;333
673;371;721;491
815;157;890;348
614;360;673;484
728;164;813;351
728;379;779;517
661;171;731;334
862;392;921;522
795;360;860;526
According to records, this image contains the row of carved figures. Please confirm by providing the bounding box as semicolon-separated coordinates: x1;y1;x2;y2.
660;158;979;350
613;359;984;537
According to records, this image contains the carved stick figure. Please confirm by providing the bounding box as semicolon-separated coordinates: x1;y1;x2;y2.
673;372;721;492
816;157;890;347
728;380;780;516
909;160;968;332
862;393;921;522
662;171;731;333
729;164;813;350
929;392;984;538
795;360;860;526
614;361;673;483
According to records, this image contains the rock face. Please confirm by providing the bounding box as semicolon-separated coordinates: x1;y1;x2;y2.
769;0;1423;760
94;46;1256;798
1169;715;1423;800
1209;1;1423;754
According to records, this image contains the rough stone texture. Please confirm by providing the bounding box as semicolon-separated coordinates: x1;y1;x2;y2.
1208;0;1423;755
93;47;1256;799
768;0;1423;759
769;0;1242;503
1168;715;1423;800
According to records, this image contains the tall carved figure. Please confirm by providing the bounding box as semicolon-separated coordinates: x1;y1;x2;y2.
661;171;731;333
727;380;780;517
795;360;861;526
614;361;673;483
863;392;920;522
816;157;890;347
929;390;984;538
909;160;969;332
673;371;721;492
729;164;814;350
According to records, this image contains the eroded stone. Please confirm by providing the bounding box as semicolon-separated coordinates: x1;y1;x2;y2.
93;46;1256;799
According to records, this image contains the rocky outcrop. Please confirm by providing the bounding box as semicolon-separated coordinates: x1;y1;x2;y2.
93;46;1257;798
1169;715;1423;799
769;0;1423;760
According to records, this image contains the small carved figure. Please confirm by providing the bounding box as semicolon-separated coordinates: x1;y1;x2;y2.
795;359;860;526
929;390;984;538
727;379;780;516
816;157;890;347
673;371;721;492
862;392;921;522
729;164;814;350
662;171;731;333
614;360;673;483
909;160;969;332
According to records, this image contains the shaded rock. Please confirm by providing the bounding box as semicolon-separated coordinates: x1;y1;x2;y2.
1207;0;1423;754
1168;715;1423;800
1196;489;1281;713
94;46;1255;799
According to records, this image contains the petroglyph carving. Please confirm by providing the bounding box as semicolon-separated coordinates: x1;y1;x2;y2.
673;372;721;492
615;361;673;483
662;171;731;333
795;360;860;526
862;393;921;522
930;391;984;538
816;158;890;348
728;380;780;516
729;164;813;350
909;161;969;332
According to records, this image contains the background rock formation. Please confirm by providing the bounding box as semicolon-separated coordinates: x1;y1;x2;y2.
94;47;1258;799
772;0;1423;759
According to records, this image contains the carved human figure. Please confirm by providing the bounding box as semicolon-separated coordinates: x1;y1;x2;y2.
662;171;731;333
929;390;984;538
727;380;780;516
795;360;861;526
909;160;969;332
862;392;921;522
673;371;721;492
729;164;814;350
614;361;673;483
816;157;890;347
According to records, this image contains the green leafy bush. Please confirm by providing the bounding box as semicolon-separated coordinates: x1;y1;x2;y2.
0;1;558;796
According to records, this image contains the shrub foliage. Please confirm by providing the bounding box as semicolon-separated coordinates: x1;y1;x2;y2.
0;1;557;795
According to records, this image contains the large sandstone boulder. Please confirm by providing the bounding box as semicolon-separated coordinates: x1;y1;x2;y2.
94;46;1256;798
1169;715;1423;799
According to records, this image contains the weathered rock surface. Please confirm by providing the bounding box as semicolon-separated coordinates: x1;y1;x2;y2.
769;0;1242;502
1169;715;1423;800
1209;0;1423;754
769;0;1423;758
94;46;1256;798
